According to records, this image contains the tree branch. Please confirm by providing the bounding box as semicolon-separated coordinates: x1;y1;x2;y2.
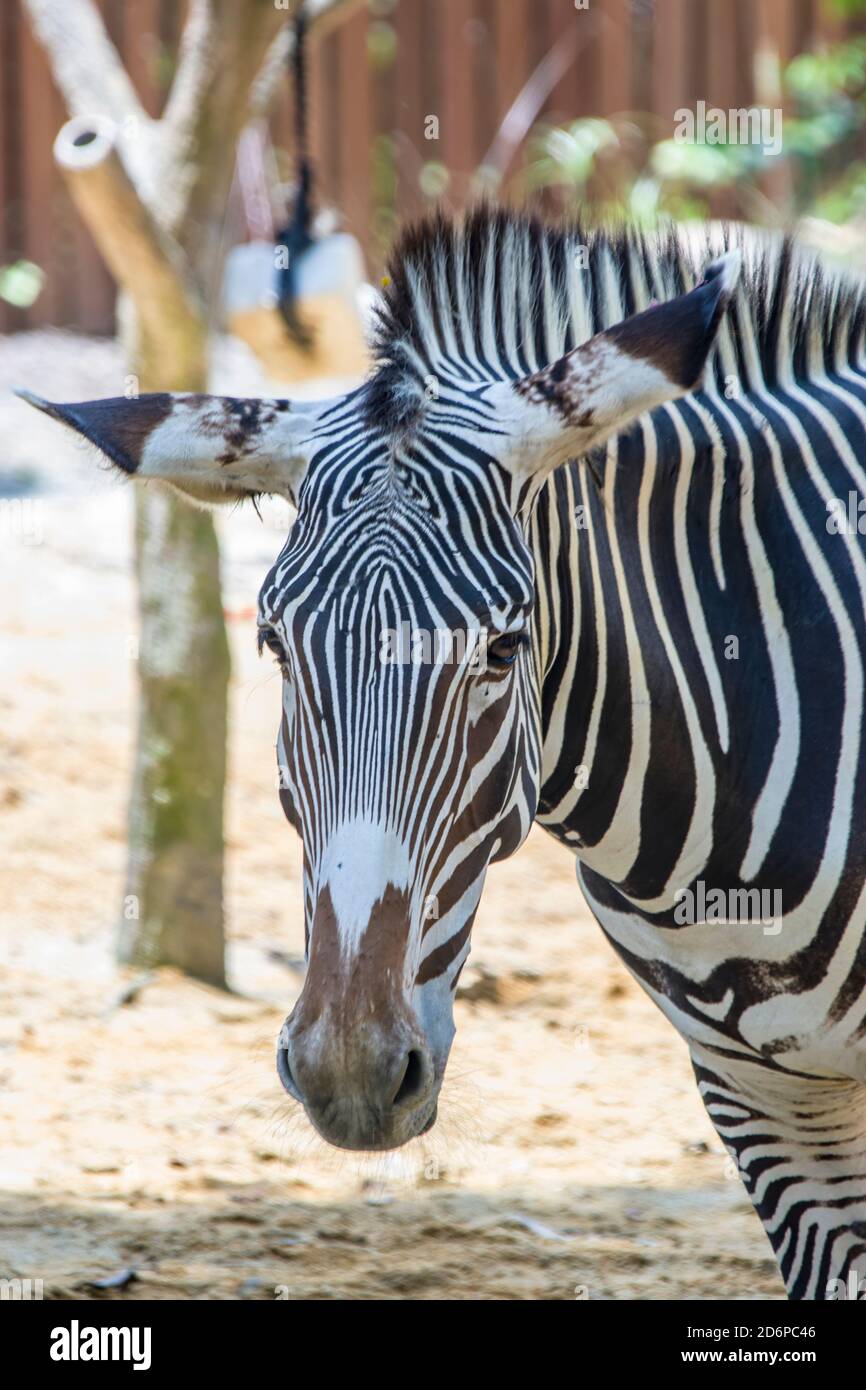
158;0;290;253
54;117;204;385
22;0;146;128
250;0;368;118
160;0;365;251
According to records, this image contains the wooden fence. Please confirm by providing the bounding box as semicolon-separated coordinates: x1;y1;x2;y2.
0;0;858;335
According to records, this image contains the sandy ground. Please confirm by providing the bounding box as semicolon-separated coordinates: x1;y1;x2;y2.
0;331;784;1301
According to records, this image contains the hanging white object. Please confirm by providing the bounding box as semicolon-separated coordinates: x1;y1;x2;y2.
223;233;369;383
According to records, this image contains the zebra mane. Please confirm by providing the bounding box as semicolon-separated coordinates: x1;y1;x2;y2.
365;205;866;430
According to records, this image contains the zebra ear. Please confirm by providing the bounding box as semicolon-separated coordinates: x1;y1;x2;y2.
13;389;325;508
498;250;740;474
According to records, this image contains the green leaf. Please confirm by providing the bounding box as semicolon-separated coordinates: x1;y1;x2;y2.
0;260;43;308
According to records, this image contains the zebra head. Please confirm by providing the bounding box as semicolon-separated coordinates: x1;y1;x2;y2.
18;214;738;1151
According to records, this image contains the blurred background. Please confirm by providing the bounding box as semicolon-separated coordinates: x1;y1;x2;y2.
1;0;862;1302
4;0;866;335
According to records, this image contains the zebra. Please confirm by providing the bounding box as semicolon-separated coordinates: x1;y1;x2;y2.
18;206;866;1300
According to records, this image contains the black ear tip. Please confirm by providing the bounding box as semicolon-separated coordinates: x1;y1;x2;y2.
12;390;144;474
13;387;60;418
699;249;742;297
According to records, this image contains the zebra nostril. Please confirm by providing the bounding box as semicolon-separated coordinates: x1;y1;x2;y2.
277;1042;303;1102
392;1048;429;1108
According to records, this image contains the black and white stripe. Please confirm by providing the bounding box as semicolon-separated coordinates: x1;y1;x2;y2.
263;210;866;1290
24;205;866;1276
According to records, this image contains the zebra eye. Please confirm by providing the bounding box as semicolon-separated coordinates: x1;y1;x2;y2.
258;626;286;663
486;630;528;668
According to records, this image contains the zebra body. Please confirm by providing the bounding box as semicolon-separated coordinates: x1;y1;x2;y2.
524;224;866;1298
22;208;866;1299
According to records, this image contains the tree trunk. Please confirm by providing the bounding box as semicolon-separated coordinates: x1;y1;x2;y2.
47;105;232;984
117;300;230;986
120;487;230;986
25;0;355;986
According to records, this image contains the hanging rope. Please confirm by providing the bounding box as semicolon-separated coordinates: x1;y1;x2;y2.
275;3;315;348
